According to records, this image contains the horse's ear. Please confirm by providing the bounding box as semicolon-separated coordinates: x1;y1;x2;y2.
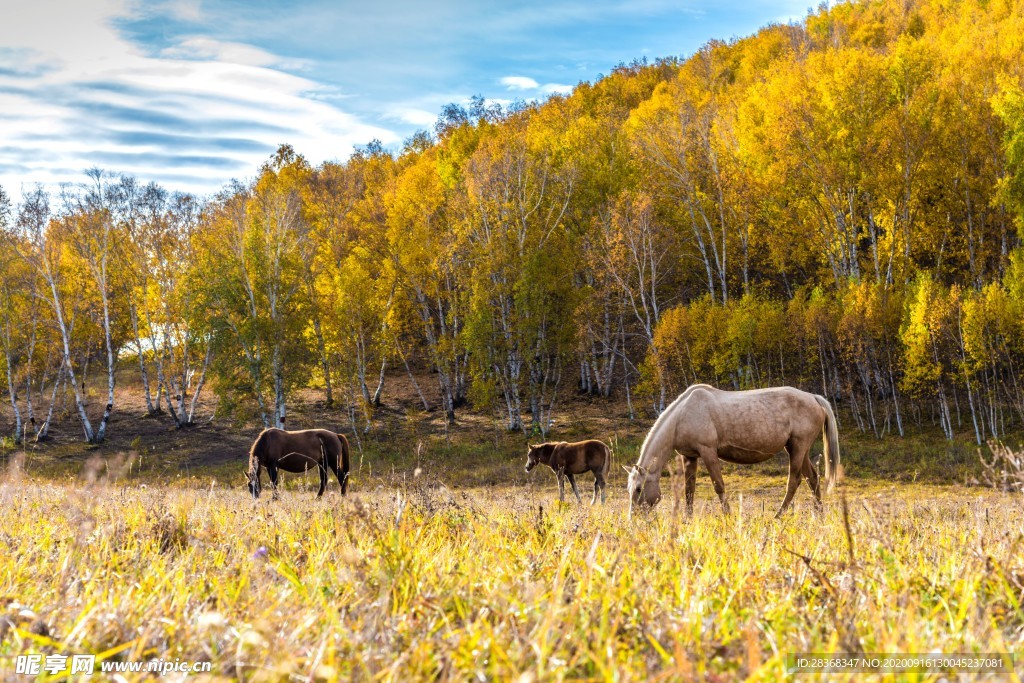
528;444;537;450
637;466;648;476
621;465;632;473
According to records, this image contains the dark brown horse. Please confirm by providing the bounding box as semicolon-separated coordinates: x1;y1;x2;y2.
525;440;612;504
247;428;350;499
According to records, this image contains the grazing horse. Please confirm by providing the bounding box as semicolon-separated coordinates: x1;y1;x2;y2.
525;440;612;504
625;384;840;518
247;428;350;499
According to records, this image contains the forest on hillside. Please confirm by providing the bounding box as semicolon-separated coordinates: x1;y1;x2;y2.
2;0;1024;445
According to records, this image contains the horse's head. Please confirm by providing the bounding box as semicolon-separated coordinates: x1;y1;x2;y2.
524;443;549;472
624;464;660;516
247;471;261;499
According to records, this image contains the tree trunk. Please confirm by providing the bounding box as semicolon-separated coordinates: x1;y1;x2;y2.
272;342;285;429
186;338;213;425
24;308;37;429
157;322;186;427
49;279;95;442
4;349;22;443
37;361;64;441
95;290;116;443
397;345;429;411
371;358;386;407
356;333;372;406
130;303;158;415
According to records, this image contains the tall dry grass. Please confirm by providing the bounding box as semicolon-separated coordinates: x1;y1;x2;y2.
0;468;1022;681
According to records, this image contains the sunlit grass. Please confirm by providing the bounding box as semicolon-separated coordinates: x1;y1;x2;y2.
1;469;1022;681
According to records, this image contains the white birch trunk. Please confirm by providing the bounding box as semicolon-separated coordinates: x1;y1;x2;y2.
37;360;64;441
4;348;22;442
186;337;213;424
94;287;116;443
371;358;386;407
49;278;94;442
130;303;157;414
272;342;285;429
24;303;38;428
397;344;429;411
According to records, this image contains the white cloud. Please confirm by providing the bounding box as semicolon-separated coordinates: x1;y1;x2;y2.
0;1;398;198
499;76;575;97
500;75;540;90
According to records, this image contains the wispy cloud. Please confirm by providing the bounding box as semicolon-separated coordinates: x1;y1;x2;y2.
0;0;815;197
0;0;398;197
161;37;312;71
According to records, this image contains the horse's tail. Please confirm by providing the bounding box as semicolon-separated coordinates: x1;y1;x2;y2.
814;395;841;494
603;439;612;480
337;433;350;495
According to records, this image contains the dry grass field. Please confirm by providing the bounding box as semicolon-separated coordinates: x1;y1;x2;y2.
1;459;1022;681
1;375;1023;680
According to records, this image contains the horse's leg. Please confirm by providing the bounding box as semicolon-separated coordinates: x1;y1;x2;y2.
683;456;699;514
591;474;600;505
557;466;566;502
700;449;731;514
802;455;822;510
567;473;582;504
267;464;280;500
329;459;345;493
321;446;344;494
777;440;811;518
316;463;327;498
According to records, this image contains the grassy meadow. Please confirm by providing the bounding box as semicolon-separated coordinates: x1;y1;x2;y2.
1;450;1023;681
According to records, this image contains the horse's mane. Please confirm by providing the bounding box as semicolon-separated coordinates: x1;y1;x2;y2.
638;384;710;466
638;396;680;464
248;428;268;474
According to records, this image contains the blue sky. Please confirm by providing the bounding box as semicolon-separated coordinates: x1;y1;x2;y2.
0;0;809;198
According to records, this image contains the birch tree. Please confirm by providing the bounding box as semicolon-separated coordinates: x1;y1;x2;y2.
132;189;213;427
385;144;468;423
197;149;312;428
62;169;123;443
14;187;108;442
462;105;577;433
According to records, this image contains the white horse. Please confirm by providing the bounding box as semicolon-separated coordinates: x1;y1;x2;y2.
625;384;840;517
